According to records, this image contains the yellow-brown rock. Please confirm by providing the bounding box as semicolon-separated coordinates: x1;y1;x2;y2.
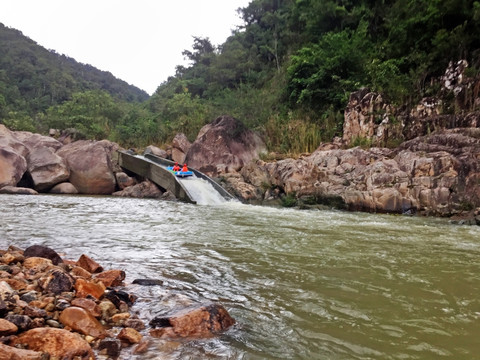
0;318;18;335
149;303;235;339
117;327;143;344
71;298;102;317
94;269;125;287
23;257;54;272
10;327;95;360
71;265;92;279
75;278;105;299
0;343;44;360
76;254;103;273
59;306;106;338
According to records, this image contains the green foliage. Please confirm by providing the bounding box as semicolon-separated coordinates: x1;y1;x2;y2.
0;22;148;132
3;0;480;154
45;90;125;140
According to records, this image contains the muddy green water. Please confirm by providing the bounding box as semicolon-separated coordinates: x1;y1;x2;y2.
1;194;480;359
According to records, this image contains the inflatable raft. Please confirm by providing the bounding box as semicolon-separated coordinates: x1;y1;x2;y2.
167;166;193;177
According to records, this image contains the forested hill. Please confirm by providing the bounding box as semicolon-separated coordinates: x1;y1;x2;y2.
0;23;149;115
1;1;480;153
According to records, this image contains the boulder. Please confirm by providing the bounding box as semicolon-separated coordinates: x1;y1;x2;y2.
75;278;106;299
185;115;266;176
13;131;63;152
0;186;38;195
76;254;103;273
149;303;235;339
0;318;18;335
115;171;137;190
171;133;191;164
40;269;75;294
144;145;168;159
0;343;44;360
117;327;143;344
56;140;118;194
112;179;164;198
26;146;69;191
94;269;126;287
24;245;63;265
49;182;79;194
0;147;27;188
10;327;95;360
59;306;106;338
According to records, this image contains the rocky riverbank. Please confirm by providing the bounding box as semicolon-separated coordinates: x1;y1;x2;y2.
0;245;235;359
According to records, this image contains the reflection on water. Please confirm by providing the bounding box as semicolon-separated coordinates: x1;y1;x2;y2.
1;194;480;359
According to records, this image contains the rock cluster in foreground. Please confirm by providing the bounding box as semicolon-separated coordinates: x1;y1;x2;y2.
0;245;235;359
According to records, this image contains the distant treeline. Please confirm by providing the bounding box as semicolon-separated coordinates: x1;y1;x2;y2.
1;0;480;153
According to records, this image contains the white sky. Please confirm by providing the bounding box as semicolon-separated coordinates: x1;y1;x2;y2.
0;0;251;95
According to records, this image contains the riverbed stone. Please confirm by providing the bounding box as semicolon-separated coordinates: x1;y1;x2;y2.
10;327;95;359
24;245;63;266
75;278;106;299
71;298;102;317
0;343;44;360
94;269;126;287
117;327;143;344
59;306;106;338
0;318;18;335
76;254;103;273
149;303;235;339
49;182;79;194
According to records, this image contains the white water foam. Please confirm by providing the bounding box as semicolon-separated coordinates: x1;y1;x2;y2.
179;177;230;205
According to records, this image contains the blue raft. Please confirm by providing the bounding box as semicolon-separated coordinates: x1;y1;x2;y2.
167;166;193;177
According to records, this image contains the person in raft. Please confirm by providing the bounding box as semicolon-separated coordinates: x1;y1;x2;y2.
173;162;180;171
182;163;188;172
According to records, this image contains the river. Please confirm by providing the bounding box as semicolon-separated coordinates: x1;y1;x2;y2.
1;193;480;359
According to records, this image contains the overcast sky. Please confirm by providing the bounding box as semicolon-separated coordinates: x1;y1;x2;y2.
0;0;251;95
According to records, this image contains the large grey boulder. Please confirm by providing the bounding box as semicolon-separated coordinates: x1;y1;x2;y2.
185;116;266;176
56;140;119;195
27;147;70;192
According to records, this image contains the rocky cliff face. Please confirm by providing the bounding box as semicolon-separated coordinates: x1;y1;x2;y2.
226;128;480;218
343;60;480;148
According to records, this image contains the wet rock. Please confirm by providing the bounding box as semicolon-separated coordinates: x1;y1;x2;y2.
49;182;79;194
94;269;126;287
105;289;136;307
115;171;137;190
149;303;235;339
0;318;18;335
24;245;63;266
74;278;106;299
24;305;47;319
97;338;122;358
70;265;92;279
76;254;103;273
125;318;146;331
55;298;71;311
111;312;130;325
20;291;38;304
5;314;32;331
0;186;38;195
98;299;118;320
112;179;164;198
41;269;74;294
117;327;143;344
2;251;24;265
10;327;95;360
71;298;101;318
0;342;44;360
132;278;163;286
59;306;106;338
